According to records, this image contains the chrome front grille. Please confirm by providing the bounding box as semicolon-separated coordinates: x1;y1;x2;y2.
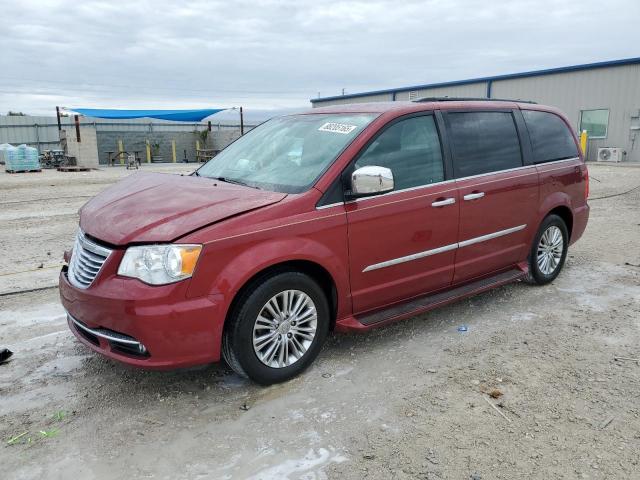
68;230;112;289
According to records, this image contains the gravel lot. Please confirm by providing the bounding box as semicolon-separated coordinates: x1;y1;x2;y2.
1;163;639;480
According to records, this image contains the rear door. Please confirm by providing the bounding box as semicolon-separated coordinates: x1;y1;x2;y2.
444;109;539;283
345;113;459;313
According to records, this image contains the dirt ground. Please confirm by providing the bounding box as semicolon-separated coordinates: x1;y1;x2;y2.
1;163;639;480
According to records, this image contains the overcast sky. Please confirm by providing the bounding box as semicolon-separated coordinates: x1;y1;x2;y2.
1;0;638;119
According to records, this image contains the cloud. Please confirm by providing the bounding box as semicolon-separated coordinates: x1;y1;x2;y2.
1;0;638;117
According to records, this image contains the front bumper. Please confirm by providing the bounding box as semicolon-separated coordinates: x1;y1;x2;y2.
60;267;225;369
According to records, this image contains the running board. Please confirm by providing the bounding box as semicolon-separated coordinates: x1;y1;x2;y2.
358;268;526;327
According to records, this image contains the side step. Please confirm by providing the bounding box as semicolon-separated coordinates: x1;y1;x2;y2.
358;268;526;326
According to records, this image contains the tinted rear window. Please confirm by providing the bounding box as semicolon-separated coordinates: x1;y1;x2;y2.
447;111;522;177
522;110;579;163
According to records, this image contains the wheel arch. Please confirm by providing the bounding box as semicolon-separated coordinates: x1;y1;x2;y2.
223;259;339;336
537;192;574;241
546;205;573;240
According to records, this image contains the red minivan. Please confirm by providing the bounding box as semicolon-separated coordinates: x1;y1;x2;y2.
60;99;589;384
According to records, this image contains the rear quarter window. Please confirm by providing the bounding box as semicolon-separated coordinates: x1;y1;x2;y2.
447;111;522;177
522;110;579;163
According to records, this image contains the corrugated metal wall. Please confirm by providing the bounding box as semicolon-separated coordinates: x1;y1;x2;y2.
393;82;486;101
0;115;66;149
492;63;640;162
312;63;640;161
314;93;393;105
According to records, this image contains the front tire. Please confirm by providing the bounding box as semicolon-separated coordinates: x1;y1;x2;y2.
222;271;330;385
527;214;569;285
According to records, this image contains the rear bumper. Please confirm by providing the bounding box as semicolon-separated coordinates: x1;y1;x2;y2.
570;203;590;245
59;268;224;369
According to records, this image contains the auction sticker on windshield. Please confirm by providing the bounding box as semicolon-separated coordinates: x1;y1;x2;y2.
318;122;358;134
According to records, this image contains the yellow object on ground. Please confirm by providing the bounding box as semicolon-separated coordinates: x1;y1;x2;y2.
146;142;151;163
171;140;177;162
580;130;588;156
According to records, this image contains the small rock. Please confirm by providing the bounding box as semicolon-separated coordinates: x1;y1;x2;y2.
489;388;503;399
426;369;437;374
363;454;375;460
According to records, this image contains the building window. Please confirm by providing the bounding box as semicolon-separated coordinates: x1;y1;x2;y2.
579;109;609;139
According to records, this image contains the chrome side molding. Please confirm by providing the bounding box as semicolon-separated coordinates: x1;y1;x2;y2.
363;224;527;272
457;224;526;248
363;243;458;272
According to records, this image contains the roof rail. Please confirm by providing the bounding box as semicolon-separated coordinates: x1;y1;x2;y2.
414;96;537;104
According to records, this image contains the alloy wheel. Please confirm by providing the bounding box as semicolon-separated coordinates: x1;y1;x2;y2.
252;290;318;368
537;225;564;275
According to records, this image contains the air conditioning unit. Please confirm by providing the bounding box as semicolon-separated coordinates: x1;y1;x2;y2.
597;147;624;162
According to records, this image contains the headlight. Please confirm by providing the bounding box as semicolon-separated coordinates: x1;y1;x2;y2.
117;244;202;285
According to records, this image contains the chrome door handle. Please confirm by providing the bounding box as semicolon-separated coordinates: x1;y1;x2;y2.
463;192;485;201
431;198;456;207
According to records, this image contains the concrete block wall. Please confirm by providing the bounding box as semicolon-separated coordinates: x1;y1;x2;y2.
96;128;246;165
61;128;100;168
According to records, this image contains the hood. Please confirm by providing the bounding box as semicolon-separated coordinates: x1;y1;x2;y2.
79;172;286;245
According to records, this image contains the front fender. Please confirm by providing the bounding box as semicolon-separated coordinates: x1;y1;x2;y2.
186;221;351;326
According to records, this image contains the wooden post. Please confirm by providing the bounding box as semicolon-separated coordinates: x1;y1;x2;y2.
171;140;177;162
240;106;244;136
74;115;81;142
146;141;151;163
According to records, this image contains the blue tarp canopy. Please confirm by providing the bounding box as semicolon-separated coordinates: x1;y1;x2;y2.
72;108;226;122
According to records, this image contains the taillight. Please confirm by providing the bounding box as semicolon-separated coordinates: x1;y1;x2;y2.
584;167;589;200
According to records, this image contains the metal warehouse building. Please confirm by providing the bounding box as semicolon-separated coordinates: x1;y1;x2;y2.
311;57;640;163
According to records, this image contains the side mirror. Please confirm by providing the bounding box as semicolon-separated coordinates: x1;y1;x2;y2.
349;165;394;198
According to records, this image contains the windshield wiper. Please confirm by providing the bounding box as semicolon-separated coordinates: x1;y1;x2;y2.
210;176;260;189
193;170;200;176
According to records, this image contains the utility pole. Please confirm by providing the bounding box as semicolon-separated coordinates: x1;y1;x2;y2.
56;106;62;131
240;106;244;136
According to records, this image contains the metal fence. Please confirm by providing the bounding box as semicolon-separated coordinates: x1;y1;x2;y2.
0;115;255;164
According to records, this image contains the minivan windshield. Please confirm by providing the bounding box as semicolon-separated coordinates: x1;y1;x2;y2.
196;113;377;193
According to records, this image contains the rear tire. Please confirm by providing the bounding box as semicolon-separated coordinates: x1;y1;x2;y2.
222;271;330;385
526;214;569;285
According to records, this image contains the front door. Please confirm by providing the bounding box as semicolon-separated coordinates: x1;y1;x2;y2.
444;110;539;283
345;114;459;314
